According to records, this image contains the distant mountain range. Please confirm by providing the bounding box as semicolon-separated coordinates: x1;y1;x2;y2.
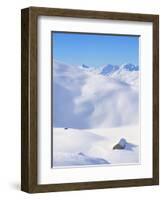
100;63;139;74
53;60;139;129
79;63;139;87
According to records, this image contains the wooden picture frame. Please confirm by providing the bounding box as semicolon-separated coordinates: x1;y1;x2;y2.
21;7;159;193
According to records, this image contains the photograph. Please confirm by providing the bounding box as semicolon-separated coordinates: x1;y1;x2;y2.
52;32;140;168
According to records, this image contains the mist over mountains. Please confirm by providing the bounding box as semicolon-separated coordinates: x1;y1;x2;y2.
53;60;139;129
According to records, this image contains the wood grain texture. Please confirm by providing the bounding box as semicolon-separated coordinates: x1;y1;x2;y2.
27;6;157;21
21;7;38;193
21;7;159;193
152;15;159;185
21;8;29;192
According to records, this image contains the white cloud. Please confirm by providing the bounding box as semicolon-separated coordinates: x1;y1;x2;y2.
53;60;139;128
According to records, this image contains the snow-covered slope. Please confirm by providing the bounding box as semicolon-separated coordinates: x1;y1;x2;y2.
53;61;140;167
53;60;139;129
99;63;139;87
53;126;139;167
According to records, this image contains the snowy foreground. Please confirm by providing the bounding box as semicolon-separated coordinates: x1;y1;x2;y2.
53;126;140;168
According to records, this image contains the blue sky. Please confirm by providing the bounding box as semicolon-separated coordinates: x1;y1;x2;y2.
52;32;139;67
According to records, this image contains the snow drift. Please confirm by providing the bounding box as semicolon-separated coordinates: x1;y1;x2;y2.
53;127;139;167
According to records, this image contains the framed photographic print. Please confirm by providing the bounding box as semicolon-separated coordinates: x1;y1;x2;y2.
21;7;159;193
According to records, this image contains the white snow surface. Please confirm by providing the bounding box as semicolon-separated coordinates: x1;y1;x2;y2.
53;61;140;167
53;126;140;167
53;60;139;129
99;63;139;87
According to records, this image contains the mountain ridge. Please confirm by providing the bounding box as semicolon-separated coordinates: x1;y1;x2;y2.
53;60;139;129
54;60;139;88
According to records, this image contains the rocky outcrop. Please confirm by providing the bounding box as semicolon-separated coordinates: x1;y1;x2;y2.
113;138;127;150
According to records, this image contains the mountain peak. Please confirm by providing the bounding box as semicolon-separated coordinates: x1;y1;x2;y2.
123;63;139;71
100;63;139;76
100;64;119;75
81;64;90;69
